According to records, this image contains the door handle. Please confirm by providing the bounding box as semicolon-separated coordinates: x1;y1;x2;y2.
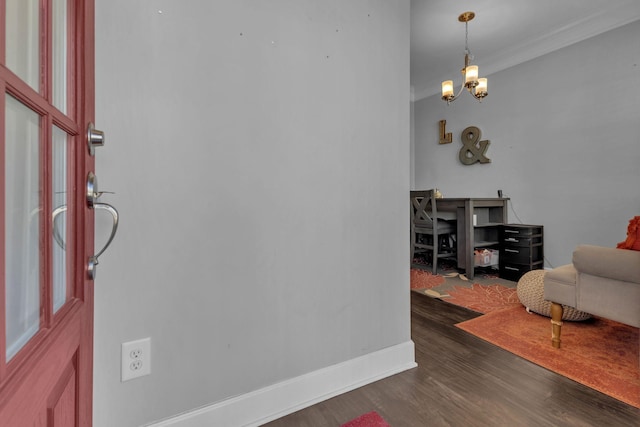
87;171;99;206
93;203;119;259
85;170;119;279
52;201;119;280
85;122;116;279
88;203;119;280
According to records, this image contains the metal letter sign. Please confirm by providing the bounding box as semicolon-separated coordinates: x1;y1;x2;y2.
459;126;491;165
439;120;452;144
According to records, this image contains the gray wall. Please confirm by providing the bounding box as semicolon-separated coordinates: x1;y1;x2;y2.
413;20;640;268
93;1;411;426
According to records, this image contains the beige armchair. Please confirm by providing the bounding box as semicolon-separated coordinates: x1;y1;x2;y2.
543;245;640;348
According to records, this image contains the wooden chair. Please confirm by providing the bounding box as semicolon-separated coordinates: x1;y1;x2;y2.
410;190;456;274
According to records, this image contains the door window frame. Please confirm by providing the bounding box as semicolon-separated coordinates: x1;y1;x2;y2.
0;0;94;388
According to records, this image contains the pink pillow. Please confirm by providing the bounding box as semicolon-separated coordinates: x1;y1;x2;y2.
341;411;390;427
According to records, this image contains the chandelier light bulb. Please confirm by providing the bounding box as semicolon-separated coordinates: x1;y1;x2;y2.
442;80;454;99
476;78;487;95
464;65;479;87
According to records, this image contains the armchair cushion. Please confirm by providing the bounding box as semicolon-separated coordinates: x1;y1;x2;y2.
544;264;577;307
573;244;640;284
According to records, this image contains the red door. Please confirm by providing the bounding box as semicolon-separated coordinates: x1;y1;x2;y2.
0;0;97;425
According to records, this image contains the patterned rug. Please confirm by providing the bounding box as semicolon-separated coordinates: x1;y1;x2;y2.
457;306;640;408
341;411;390;427
410;262;520;314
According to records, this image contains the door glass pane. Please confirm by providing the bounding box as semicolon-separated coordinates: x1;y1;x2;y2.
52;126;68;312
6;0;40;91
52;0;68;113
5;95;41;361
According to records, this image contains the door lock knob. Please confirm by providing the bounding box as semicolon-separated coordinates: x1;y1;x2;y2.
87;122;105;156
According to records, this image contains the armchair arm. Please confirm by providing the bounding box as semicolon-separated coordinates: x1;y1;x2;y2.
572;244;640;284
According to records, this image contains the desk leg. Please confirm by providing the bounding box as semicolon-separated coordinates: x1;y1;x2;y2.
455;207;465;270
455;206;475;280
465;201;475;280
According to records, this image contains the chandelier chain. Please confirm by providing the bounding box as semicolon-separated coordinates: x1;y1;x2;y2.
465;22;470;55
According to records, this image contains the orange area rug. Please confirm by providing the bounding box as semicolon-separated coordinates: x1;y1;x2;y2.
410;268;445;290
410;268;520;314
457;306;640;408
445;283;520;313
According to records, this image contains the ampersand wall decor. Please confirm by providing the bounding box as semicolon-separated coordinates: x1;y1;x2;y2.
459;126;491;165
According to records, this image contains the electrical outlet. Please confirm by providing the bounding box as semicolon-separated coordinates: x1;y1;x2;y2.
121;337;151;382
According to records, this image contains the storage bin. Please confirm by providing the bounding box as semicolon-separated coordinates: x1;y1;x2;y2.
474;248;499;267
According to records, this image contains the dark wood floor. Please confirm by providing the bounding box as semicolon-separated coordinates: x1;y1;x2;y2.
264;292;640;426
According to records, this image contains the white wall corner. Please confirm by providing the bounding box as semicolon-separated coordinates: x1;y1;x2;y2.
146;341;417;427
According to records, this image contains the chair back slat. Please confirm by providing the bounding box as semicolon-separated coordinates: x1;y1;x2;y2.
410;190;438;227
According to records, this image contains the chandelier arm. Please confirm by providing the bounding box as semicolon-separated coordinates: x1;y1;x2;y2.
444;81;466;104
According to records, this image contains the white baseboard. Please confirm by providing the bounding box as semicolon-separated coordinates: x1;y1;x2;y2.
147;340;417;427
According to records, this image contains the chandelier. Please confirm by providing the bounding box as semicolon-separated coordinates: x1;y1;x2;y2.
441;12;487;104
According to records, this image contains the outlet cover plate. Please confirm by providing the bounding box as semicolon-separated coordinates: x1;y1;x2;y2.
121;337;151;382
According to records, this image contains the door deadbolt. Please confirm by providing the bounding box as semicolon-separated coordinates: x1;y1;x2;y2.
87;122;105;156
